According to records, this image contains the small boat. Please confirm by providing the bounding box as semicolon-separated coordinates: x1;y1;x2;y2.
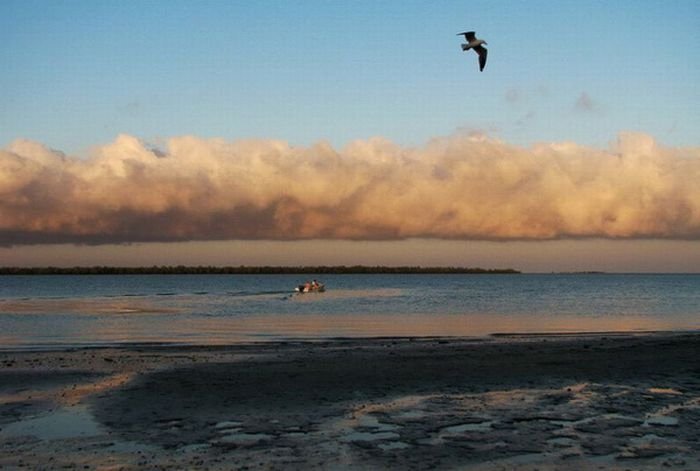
295;281;325;293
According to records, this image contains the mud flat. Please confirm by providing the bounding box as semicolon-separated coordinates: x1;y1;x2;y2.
1;333;700;469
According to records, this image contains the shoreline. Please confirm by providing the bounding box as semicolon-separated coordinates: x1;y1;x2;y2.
1;328;697;353
2;331;700;469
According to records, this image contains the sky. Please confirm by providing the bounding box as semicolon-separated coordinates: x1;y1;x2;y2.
1;0;699;272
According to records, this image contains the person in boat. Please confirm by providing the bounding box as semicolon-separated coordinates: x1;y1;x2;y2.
296;280;324;293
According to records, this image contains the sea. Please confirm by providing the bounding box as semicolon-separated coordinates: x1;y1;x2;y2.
1;274;698;349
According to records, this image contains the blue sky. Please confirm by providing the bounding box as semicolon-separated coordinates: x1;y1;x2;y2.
2;0;698;154
1;1;699;271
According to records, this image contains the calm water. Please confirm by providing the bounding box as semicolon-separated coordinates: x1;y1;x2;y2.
1;274;698;348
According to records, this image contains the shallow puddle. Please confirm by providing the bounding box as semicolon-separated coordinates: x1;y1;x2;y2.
341;431;401;443
0;405;103;440
442;421;494;434
217;432;273;446
644;415;679;426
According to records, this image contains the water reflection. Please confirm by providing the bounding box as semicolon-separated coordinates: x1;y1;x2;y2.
2;310;697;348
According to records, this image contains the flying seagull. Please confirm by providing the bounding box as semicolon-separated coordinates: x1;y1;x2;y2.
457;31;487;71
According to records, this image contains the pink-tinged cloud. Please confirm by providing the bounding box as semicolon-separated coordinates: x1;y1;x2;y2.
1;133;699;245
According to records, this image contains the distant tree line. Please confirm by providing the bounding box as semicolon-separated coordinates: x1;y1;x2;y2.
0;265;520;275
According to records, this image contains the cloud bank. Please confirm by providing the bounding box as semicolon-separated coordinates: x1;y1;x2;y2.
1;133;699;245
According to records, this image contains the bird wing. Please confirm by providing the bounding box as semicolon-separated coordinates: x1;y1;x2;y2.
456;31;476;41
474;45;487;71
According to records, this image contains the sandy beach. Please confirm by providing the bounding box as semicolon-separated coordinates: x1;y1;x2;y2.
1;333;699;470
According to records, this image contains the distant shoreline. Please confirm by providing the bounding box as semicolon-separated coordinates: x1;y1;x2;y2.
0;265;521;275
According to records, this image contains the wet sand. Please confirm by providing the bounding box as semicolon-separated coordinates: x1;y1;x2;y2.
1;333;700;470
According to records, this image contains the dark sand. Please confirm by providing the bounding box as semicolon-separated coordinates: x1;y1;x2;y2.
1;333;700;469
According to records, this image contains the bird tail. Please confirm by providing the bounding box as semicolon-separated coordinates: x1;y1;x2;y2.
461;43;471;51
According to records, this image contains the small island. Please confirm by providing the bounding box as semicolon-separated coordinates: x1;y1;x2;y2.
0;265;520;275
